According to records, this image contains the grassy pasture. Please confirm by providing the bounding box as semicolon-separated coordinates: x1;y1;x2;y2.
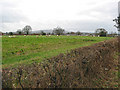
2;35;113;68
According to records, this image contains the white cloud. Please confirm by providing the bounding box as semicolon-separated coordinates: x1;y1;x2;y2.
0;0;119;33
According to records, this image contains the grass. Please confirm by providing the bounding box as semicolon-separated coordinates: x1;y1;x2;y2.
2;35;113;68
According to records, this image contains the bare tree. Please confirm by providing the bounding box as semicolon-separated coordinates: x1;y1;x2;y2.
22;25;32;35
53;27;65;35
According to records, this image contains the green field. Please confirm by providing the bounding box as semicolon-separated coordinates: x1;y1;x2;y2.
2;35;113;68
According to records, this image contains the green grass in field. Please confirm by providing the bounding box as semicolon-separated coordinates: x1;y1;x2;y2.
2;35;113;68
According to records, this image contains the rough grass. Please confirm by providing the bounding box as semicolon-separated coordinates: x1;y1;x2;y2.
2;35;113;68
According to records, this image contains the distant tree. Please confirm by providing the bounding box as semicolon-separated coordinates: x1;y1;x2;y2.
76;31;81;35
9;32;13;35
70;32;75;34
6;32;8;35
41;31;46;35
51;32;54;35
108;31;117;37
53;27;65;35
48;33;51;35
17;29;22;35
66;32;70;34
95;28;107;37
22;25;32;35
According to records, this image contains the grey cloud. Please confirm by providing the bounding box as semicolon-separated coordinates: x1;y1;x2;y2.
0;0;19;8
92;2;118;17
78;1;118;18
55;20;117;33
2;9;27;23
0;0;118;33
0;0;27;23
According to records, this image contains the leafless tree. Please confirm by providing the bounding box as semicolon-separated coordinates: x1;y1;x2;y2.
22;25;32;35
53;27;65;35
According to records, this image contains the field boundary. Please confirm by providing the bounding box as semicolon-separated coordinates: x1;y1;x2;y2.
2;38;119;88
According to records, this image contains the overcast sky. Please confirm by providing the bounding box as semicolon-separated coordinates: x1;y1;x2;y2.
0;0;119;33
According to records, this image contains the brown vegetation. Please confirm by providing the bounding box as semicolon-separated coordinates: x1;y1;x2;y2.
2;38;119;88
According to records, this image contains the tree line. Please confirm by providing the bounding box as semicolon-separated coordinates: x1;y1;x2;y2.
6;25;117;37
